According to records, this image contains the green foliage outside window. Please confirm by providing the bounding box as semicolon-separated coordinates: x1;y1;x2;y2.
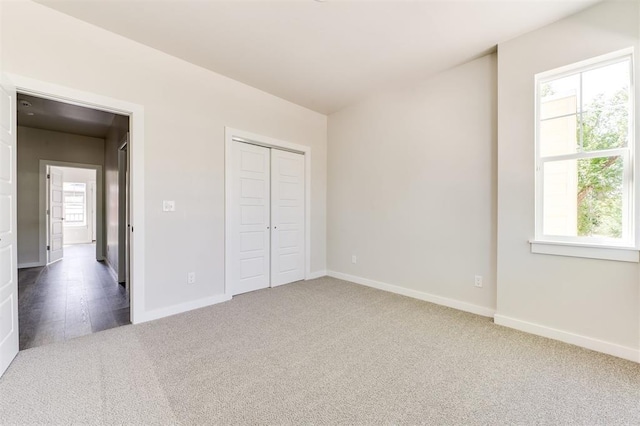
577;89;628;238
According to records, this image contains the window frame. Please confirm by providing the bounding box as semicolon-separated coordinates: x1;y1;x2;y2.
533;48;636;256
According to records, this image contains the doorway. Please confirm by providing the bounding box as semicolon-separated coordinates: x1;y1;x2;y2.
15;93;131;349
225;128;312;296
44;163;102;265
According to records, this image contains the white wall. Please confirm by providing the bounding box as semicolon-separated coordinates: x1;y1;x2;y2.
327;54;497;313
16;126;104;266
60;166;96;245
1;0;327;314
496;1;640;353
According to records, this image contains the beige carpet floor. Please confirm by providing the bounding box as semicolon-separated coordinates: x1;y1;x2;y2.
0;277;639;425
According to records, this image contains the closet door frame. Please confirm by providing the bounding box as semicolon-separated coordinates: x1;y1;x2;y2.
224;127;311;298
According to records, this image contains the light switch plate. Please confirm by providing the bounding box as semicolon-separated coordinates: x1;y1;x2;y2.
163;200;176;212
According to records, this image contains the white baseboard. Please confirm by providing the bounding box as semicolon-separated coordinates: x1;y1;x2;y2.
307;270;327;280
103;257;119;281
18;262;45;269
135;293;232;324
327;270;496;318
494;314;640;363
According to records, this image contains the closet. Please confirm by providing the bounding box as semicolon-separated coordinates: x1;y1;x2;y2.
228;141;305;295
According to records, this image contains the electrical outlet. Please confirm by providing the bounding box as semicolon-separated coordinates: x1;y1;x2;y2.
187;272;196;284
352;255;357;264
474;275;483;288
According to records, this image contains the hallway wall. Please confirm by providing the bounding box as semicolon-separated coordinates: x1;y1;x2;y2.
104;115;128;280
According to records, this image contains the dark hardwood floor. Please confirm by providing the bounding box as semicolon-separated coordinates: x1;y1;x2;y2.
18;244;130;350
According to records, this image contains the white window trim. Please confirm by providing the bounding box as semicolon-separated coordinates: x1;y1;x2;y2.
530;240;639;263
63;185;87;227
533;47;637;262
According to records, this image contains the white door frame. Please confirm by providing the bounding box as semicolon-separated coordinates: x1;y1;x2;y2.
90;180;97;241
8;74;146;324
224;127;312;298
39;161;103;264
118;134;129;287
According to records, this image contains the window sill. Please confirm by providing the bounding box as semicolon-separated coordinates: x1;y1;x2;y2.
529;240;639;263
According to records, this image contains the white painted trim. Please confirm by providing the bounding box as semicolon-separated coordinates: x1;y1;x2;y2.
536;47;635;81
307;270;327;280
8;74;146;325
39;160;104;264
136;294;232;324
494;314;640;363
530;240;639;262
327;270;496;318
224;127;312;297
17;262;44;269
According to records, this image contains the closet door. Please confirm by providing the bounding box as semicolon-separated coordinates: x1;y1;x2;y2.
270;149;305;286
229;142;271;295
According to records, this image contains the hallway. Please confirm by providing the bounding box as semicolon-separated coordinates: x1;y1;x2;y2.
18;244;130;350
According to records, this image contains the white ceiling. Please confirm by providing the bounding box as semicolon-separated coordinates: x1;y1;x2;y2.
17;94;117;138
36;0;600;114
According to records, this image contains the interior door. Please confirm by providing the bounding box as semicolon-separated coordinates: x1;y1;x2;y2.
48;166;64;263
230;141;271;295
270;149;305;286
0;75;18;377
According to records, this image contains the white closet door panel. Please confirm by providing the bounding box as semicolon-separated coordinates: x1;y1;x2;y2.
230;142;271;295
270;149;305;286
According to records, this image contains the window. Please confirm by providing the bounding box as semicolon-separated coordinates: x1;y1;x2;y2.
63;182;86;227
534;50;635;255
